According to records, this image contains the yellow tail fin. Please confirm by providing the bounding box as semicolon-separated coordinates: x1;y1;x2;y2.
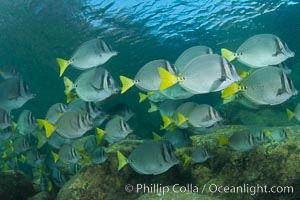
148;102;158;113
183;154;192;167
21;154;27;163
56;58;70;77
36;119;55;138
169;123;177;132
120;76;135;94
2;152;8;159
47;181;53;192
286;108;294;121
81;155;91;165
237;69;250;79
218;135;229;147
158;67;178;90
264;129;272;137
96;128;105;144
11;122;17;133
139;92;148;103
161;114;172;129
117;151;128;171
66;92;77;103
177;112;187;126
63;76;74;95
36;132;47;149
51;151;59;163
152;132;162;141
222;95;236;104
221;48;236;62
221;82;240;98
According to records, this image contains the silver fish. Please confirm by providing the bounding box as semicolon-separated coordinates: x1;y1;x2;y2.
159;54;241;93
0;109;12;129
225;131;258;151
45;103;69;124
187;104;222;128
120;59;177;93
47;131;73;149
103;116;133;144
222;34;295;68
53;111;94;139
91;146;108;164
58;144;82;164
240;67;297;105
68;99;104;119
119;140;179;175
0;78;35;111
51;167;67;188
24;149;44;166
13;136;33;153
57;39;117;76
269;128;287;142
191;147;212;163
17;110;38;135
163;129;191;148
0;126;14;140
175;45;213;71
64;67;120;102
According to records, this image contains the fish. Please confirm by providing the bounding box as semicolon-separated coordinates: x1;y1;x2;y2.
40;174;53;192
37;111;94;139
0;78;35;111
268;128;287;142
13;136;33;153
249;128;270;144
90;146;108;164
163;129;191;148
221;34;295;68
190;147;212;163
117;140;179;175
160;84;194;100
69;163;81;175
183;147;213;166
286;103;300;121
17;110;38;135
158;54;241;93
170;102;199;129
102;116;133;144
83;135;98;154
148;100;182;118
68;99;105;119
188;122;223;135
0;66;19;79
109;103;135;121
120;59;177;93
0;109;12;129
175;45;213;71
0;126;15;141
64;67;120;102
45;103;69;124
47;131;73;149
219;131;258;151
187;104;222;128
51;167;67;188
53;144;82;164
222;67;298;105
56;39;117;77
22;149;44;166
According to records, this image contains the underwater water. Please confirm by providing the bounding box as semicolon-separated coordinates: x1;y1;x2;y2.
0;0;300;200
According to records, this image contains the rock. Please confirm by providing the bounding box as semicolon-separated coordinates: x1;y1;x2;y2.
56;125;300;200
0;170;35;200
28;191;56;200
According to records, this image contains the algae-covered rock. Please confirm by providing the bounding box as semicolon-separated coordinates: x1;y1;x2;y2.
0;170;35;200
56;126;300;200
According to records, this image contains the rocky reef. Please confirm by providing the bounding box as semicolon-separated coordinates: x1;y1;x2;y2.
0;170;35;200
54;125;300;200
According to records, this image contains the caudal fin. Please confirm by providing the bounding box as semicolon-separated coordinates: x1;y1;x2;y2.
120;76;135;94
148;102;158;113
221;83;240;98
221;48;236;62
139;92;148;103
286;108;294;121
152;132;162;141
117;151;128;171
177;112;187;126
158;67;178;90
56;58;70;77
63;76;74;95
37;119;55;138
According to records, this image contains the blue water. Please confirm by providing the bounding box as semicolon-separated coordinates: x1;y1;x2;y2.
0;0;300;138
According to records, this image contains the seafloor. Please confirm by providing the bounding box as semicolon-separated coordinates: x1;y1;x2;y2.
1;124;298;200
